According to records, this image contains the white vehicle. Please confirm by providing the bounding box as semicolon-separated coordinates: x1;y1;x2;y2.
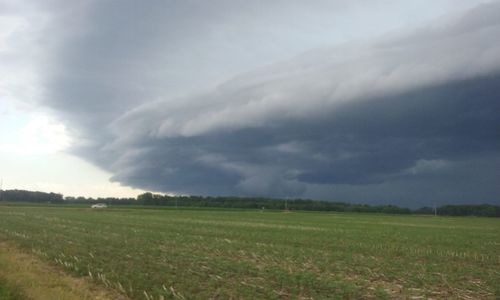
91;203;108;208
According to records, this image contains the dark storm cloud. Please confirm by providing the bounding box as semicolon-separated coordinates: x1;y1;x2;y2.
107;73;500;204
41;0;381;129
38;1;500;206
296;74;500;185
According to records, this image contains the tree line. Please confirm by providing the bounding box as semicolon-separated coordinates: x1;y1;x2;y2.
0;189;64;203
136;192;414;214
0;189;498;217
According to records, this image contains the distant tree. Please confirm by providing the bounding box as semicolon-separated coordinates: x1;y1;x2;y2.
137;192;154;205
2;188;498;217
437;204;500;217
414;207;434;215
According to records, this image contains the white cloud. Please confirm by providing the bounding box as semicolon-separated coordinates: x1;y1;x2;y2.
0;115;71;154
0;150;146;198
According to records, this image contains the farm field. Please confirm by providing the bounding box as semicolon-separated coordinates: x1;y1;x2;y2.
0;204;498;299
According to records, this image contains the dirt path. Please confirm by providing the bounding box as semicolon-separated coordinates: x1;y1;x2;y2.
0;241;129;300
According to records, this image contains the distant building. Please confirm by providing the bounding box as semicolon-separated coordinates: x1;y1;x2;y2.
91;203;108;209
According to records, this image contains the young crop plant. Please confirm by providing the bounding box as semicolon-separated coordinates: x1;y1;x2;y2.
0;204;498;299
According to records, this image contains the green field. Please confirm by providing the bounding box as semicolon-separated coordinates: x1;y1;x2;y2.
0;204;498;299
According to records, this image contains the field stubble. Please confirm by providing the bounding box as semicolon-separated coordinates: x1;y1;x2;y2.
0;205;498;299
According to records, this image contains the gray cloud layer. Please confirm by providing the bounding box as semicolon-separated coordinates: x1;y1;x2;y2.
23;1;500;206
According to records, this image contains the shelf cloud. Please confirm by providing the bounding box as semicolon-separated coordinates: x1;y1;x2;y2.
11;0;500;206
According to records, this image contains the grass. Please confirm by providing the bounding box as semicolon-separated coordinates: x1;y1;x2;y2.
0;278;23;300
0;204;498;299
0;240;127;300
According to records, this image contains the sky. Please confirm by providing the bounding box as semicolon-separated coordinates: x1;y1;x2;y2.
0;0;499;207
